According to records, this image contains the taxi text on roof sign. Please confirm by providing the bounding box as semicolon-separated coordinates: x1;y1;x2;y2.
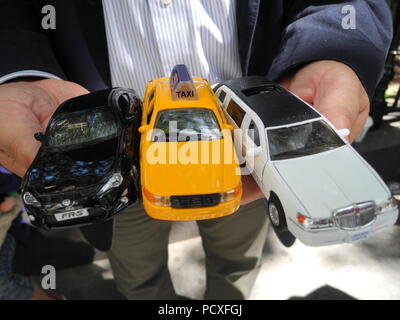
169;64;199;101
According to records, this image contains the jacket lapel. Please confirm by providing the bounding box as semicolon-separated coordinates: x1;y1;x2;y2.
74;0;112;89
236;0;261;75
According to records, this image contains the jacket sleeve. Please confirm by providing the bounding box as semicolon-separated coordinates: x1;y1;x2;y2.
267;0;393;97
0;0;66;81
0;170;20;195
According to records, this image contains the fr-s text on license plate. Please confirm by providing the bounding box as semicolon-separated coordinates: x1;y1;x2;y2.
55;208;89;222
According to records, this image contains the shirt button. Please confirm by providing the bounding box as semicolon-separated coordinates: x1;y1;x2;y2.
161;0;171;6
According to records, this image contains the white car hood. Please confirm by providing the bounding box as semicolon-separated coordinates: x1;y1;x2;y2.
273;146;389;219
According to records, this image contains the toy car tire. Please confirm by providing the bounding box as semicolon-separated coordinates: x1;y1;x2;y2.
267;194;288;232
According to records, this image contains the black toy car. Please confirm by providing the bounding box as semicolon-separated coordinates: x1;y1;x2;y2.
21;88;142;229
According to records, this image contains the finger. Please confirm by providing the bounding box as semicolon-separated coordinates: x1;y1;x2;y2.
0;151;29;177
0;84;51;173
349;107;370;142
0;104;42;175
32;80;90;129
0;82;59;129
0;197;16;212
280;61;370;143
279;80;315;105
282;79;355;135
349;89;370;142
312;77;362;134
32;79;90;108
240;175;264;205
0;80;89;177
0;133;40;177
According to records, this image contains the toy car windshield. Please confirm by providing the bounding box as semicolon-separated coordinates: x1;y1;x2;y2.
46;107;119;149
267;119;345;161
151;108;222;142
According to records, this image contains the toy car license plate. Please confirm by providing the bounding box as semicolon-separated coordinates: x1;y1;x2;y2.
55;208;90;222
351;231;369;242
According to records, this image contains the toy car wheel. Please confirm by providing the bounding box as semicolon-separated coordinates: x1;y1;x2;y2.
263;199;296;248
267;194;288;232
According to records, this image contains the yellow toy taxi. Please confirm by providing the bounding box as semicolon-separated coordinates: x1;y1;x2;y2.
139;65;242;221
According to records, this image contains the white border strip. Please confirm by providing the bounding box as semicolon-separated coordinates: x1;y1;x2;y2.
0;70;62;84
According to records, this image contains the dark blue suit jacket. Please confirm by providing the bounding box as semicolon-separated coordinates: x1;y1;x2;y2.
0;168;20;200
0;0;393;97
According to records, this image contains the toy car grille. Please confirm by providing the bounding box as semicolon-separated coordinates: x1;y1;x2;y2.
171;194;221;209
334;202;376;230
39;187;98;211
41;187;97;201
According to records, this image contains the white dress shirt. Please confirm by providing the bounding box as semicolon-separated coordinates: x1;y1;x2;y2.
102;0;242;98
0;0;242;98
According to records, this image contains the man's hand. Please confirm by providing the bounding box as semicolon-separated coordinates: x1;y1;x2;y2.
240;60;370;205
279;60;370;142
0;196;15;212
0;79;89;177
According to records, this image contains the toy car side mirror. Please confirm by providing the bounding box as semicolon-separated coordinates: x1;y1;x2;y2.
337;128;350;139
246;146;262;158
125;113;136;123
34;132;44;143
139;125;150;134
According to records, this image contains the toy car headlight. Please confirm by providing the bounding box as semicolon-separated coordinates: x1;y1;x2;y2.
23;192;42;208
297;214;334;230
377;197;398;214
143;188;171;207
98;173;123;196
220;185;241;203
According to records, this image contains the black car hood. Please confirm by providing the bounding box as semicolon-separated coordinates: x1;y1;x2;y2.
27;139;117;194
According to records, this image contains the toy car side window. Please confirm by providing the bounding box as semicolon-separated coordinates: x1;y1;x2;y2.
147;102;154;124
218;90;226;104
249;120;261;147
148;91;155;105
226;99;245;127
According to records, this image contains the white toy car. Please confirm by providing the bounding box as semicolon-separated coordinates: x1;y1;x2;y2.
213;76;399;247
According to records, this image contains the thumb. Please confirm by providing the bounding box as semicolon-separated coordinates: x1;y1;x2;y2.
0;128;41;177
0;80;89;177
281;76;354;138
32;79;90;106
31;79;90;128
312;82;358;142
0;99;43;176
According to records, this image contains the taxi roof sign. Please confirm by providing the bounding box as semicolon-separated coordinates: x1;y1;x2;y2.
170;64;199;101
